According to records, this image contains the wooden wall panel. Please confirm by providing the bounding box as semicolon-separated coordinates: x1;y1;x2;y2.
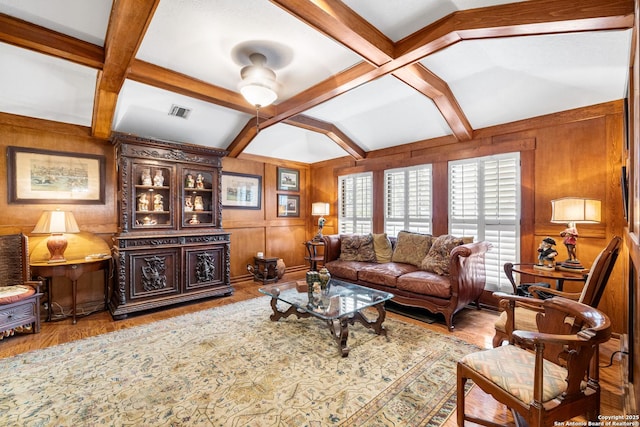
0;115;116;312
223;156;311;281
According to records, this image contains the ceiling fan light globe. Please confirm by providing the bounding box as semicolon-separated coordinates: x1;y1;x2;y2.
240;83;278;108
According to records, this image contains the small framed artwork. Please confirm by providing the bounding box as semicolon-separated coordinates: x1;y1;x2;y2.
7;146;106;204
278;194;300;217
221;172;262;209
277;167;299;192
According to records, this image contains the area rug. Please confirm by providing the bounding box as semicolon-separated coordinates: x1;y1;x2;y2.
0;296;480;426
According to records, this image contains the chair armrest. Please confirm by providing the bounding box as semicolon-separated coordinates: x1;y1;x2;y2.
24;280;43;293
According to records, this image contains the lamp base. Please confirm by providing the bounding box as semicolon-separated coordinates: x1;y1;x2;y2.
46;233;68;263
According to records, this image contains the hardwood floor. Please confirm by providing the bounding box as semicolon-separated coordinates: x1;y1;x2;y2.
0;272;625;426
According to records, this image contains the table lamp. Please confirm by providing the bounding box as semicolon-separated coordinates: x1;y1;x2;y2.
32;209;80;263
550;197;601;270
311;202;330;241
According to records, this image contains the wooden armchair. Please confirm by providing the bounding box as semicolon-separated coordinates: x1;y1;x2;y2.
458;297;612;427
493;236;621;347
0;233;42;340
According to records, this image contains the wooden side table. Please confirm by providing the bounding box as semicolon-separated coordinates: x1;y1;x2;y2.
31;256;112;324
509;264;587;291
304;240;325;271
247;256;279;284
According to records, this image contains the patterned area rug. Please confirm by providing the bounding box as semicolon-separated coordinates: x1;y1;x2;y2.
1;297;480;426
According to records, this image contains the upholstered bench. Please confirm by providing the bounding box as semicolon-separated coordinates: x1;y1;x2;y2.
0;233;42;340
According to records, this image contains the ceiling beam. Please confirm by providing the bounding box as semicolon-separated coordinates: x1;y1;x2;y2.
226;119;261;158
270;0;394;66
92;0;160;139
396;0;634;63
285;115;366;160
0;13;103;68
128;60;275;117
393;65;473;141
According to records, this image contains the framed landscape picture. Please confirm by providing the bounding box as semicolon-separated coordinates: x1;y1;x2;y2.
277;194;299;217
7;146;105;204
277;167;299;192
221;172;262;209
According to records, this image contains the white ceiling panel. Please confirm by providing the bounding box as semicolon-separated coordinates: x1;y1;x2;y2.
305;75;452;151
243;124;349;164
0;0;111;46
136;0;362;102
0;42;97;126
114;80;251;149
420;30;633;129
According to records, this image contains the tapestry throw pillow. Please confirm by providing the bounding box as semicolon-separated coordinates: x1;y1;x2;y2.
421;234;465;275
339;234;377;262
391;231;433;267
372;233;393;263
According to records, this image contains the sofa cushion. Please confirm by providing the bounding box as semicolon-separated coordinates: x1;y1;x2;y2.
372;233;393;263
391;231;433;267
339;234;377;262
397;271;452;298
421;234;465;275
325;260;374;282
358;262;419;288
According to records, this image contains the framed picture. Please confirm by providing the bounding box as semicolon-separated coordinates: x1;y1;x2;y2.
277;167;299;192
221;172;262;209
7;146;106;204
278;194;300;217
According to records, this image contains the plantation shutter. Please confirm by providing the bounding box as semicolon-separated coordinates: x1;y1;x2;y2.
338;172;373;234
384;165;432;236
449;153;520;293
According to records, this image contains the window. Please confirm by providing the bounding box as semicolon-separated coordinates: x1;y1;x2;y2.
384;165;432;236
338;172;373;233
449;153;520;292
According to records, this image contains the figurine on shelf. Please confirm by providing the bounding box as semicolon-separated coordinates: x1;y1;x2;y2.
142;216;156;226
188;214;200;224
184;195;193;212
194;195;204;211
196;173;205;189
186;174;195;188
153;170;164;187
537;237;558;268
141;169;152;186
137;192;150;211
153;193;164;211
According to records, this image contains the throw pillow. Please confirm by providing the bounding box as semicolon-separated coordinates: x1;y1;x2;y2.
421;234;465;275
372;233;393;263
391;231;433;267
339;234;377;262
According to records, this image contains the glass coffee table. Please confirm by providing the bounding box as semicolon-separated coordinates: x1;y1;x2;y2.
259;279;394;357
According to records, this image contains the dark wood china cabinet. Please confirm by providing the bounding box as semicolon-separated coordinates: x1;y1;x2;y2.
109;134;232;318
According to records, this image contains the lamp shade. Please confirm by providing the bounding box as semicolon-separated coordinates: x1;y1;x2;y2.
311;202;330;216
32;210;80;234
550;197;601;224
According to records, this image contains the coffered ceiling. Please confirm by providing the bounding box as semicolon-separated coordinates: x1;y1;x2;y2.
0;0;634;164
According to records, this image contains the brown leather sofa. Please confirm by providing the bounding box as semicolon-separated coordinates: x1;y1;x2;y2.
322;234;491;331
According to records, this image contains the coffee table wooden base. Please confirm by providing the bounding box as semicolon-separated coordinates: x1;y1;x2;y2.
267;292;388;357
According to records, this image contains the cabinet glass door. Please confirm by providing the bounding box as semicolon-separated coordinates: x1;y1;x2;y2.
182;170;214;227
133;163;173;229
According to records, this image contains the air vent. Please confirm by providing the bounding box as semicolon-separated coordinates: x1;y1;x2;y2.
169;104;191;119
